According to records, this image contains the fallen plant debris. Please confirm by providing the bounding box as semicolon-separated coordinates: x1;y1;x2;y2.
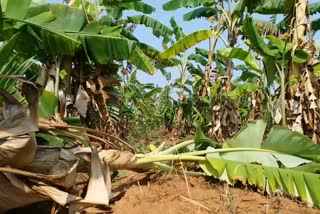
2;101;320;213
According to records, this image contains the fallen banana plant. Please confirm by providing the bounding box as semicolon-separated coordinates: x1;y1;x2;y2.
75;120;320;208
0;145;113;213
38;119;134;152
0;84;114;213
0;84;39;168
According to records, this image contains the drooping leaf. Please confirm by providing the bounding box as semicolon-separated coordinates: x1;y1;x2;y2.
236;0;294;15
195;47;210;58
36;132;65;146
160;30;216;59
128;120;320;207
309;2;320;15
80;34;136;63
311;18;320;34
217;47;261;72
0;33;21;68
102;0;141;6
262;126;320;162
29;26;81;56
222;151;279;167
266;35;293;54
115;2;155;14
127;15;173;38
273;153;311;168
188;53;207;66
169;17;184;41
292;163;320;174
63;117;82;127
138;42;178;66
262;55;277;86
253;19;278;36
163;0;214;11
4;4;85;56
101;26;123;37
183;7;218;21
243;15;278;57
129;47;155;74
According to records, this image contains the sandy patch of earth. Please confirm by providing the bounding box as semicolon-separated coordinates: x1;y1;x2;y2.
112;171;319;214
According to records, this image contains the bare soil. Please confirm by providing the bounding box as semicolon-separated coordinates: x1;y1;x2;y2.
111;171;320;214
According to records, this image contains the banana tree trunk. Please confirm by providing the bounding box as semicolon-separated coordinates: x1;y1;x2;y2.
287;0;320;143
289;0;307;81
172;88;185;137
200;65;210;97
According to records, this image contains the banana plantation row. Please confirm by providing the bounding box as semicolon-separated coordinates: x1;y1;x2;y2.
0;0;320;212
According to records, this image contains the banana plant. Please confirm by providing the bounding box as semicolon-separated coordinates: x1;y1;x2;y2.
119;70;162;138
154;85;175;130
234;0;320;143
161;0;249;142
242;15;308;126
0;0;167;132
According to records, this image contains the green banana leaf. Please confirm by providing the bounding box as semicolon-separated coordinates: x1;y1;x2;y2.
80;34;136;63
223;83;259;100
0;33;22;68
253;19;278;36
262;55;277;86
129;47;155;74
25;4;86;32
114;2;155;14
314;63;320;78
159;29;216;59
3;3;83;56
127;15;173;38
2;2;157;73
188;53;207;66
197;120;320;207
311;18;320;34
38;90;58;118
183;7;218;21
237;0;320;16
169;17;184;41
234;0;294;15
262;126;320;162
217;47;261;72
163;0;214;11
201;157;320;206
3;0;32;20
132;120;320;207
102;0;141;6
309;2;320;15
243;15;279;57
